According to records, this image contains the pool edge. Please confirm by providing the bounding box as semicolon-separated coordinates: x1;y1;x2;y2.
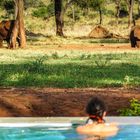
0;117;139;125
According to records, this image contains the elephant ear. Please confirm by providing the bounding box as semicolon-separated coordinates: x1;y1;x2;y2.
0;21;8;37
4;21;11;31
134;26;140;39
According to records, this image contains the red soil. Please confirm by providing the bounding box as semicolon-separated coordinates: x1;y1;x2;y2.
0;87;139;117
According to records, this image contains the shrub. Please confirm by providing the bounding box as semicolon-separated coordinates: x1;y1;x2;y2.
51;52;59;59
67;9;80;21
32;3;54;19
103;9;114;16
94;54;112;68
26;56;48;73
119;1;128;18
24;0;45;9
119;98;140;116
0;0;14;17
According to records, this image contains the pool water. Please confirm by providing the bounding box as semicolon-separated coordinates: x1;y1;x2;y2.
0;125;139;140
107;125;140;140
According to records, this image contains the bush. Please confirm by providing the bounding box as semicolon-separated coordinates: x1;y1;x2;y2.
24;0;45;9
67;9;80;21
119;1;128;18
0;0;14;17
26;56;48;73
119;98;140;116
32;3;54;19
103;9;114;16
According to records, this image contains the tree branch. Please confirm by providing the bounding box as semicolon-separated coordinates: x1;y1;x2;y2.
63;0;76;14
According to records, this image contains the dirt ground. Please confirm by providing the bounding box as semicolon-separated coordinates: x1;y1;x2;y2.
28;43;140;54
0;87;140;117
0;44;140;117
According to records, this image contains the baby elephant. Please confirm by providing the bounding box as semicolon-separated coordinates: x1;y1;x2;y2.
130;25;140;48
0;20;20;48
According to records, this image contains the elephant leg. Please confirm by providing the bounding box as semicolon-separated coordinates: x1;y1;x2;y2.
130;38;136;48
5;39;11;48
136;41;140;48
0;35;3;48
0;40;3;48
16;36;21;47
130;30;136;48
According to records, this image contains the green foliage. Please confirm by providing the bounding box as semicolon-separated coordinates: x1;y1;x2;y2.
94;54;112;68
32;3;54;19
0;0;5;8
0;0;45;16
67;8;80;21
24;0;45;9
51;52;60;59
3;0;14;10
120;0;127;11
123;75;140;87
26;56;48;73
0;0;14;16
74;0;106;13
89;0;106;10
103;9;114;16
74;0;88;9
119;98;140;116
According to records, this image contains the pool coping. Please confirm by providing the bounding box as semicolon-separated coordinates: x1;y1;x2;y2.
0;117;139;125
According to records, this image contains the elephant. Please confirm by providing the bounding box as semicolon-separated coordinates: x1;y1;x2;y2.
0;20;20;48
130;25;140;48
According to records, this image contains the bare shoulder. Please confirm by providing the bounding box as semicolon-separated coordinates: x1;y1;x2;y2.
76;122;119;137
102;123;119;132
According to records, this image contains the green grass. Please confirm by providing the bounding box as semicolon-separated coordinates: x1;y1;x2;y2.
0;49;140;88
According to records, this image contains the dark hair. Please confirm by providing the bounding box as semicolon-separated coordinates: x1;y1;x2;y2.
86;97;107;118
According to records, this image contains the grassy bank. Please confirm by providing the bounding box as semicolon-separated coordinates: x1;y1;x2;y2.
0;47;140;88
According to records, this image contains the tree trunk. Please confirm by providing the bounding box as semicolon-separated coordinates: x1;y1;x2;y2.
72;5;75;21
18;0;26;48
9;0;19;49
115;0;121;25
83;0;89;16
54;0;64;36
9;0;26;49
63;0;75;14
14;0;18;19
138;0;140;15
86;0;89;16
126;0;134;28
54;0;75;36
99;7;102;25
9;20;19;49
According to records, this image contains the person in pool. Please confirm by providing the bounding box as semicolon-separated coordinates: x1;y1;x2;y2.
76;97;119;138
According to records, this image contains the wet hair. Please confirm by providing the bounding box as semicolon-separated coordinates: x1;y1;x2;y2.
86;97;107;118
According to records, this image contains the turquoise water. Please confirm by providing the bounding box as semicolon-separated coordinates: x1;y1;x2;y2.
0;125;139;140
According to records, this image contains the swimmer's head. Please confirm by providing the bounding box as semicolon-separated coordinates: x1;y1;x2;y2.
86;97;107;118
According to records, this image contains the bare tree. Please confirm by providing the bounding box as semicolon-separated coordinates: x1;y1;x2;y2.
126;0;134;28
99;5;102;25
115;0;121;25
54;0;64;36
63;0;75;14
89;0;105;25
54;0;75;36
9;0;26;49
137;0;140;15
18;0;26;48
9;0;18;49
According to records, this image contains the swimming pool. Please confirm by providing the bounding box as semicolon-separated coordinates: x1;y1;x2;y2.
0;124;140;140
0;117;139;140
